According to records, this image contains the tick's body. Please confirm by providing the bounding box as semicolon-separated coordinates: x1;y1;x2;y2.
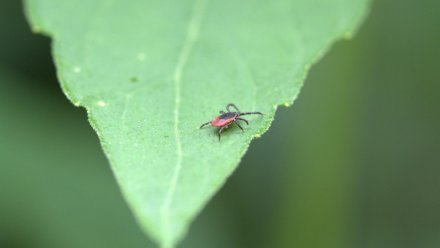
210;112;239;127
200;103;263;141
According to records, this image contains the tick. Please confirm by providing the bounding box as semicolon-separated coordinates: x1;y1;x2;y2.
200;103;263;141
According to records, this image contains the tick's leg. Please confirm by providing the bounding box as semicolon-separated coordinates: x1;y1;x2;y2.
218;125;227;141
226;103;240;113
200;122;211;129
237;117;249;125
219;110;226;114
235;121;244;132
240;111;263;116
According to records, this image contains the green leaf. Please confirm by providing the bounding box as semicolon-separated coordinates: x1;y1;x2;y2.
24;0;369;246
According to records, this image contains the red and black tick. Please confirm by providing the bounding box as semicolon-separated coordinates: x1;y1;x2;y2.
200;103;263;141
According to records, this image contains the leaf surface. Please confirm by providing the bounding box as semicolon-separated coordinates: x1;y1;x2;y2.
25;0;369;246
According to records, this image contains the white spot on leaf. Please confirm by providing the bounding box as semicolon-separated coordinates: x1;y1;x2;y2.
73;67;81;73
97;100;107;107
32;26;41;33
137;53;146;61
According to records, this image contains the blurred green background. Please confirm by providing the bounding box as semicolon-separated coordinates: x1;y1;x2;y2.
1;0;439;247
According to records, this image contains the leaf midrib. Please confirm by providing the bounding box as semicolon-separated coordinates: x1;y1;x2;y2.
159;0;207;245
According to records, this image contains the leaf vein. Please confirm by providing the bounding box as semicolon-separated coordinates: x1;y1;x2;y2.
160;0;206;245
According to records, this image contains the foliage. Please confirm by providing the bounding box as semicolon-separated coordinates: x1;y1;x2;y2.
24;0;369;246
